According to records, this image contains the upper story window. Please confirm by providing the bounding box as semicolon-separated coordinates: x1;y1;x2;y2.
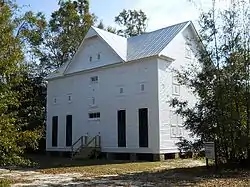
53;98;57;104
97;53;101;60
90;76;98;84
119;87;124;94
67;93;72;103
173;84;180;96
89;56;93;62
185;45;191;59
92;97;95;105
140;84;145;91
172;73;179;84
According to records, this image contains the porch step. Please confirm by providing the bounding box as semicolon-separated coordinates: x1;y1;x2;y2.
74;147;101;159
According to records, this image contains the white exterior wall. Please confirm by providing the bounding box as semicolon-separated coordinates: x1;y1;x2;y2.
158;26;198;153
46;36;160;153
66;36;123;74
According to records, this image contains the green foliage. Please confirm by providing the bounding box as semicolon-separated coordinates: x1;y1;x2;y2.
176;138;204;153
0;1;43;166
172;1;250;163
35;0;96;74
115;9;148;38
0;178;11;187
11;72;46;131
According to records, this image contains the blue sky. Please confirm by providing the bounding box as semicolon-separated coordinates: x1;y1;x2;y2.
16;0;229;31
16;0;131;27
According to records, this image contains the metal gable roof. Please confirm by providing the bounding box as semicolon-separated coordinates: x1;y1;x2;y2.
127;21;190;61
91;21;190;62
92;27;127;61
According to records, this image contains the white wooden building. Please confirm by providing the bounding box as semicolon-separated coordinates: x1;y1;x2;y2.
46;21;199;160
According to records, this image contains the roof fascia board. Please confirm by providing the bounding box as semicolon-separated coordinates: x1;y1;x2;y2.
158;54;175;62
47;55;158;81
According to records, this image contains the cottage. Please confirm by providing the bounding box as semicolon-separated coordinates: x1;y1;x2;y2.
46;21;199;161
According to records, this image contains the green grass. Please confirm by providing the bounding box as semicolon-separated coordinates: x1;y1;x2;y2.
0;179;11;187
40;161;163;176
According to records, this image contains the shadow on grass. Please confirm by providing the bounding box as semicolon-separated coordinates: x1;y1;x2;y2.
72;166;250;186
27;154;139;169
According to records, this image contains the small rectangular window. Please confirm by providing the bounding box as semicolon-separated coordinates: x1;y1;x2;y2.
90;76;98;83
185;45;191;59
97;53;101;60
89;56;92;62
88;112;100;120
67;94;72;103
140;84;145;91
53;98;57;104
120;87;124;94
178;127;183;137
173;84;180;95
172;73;179;84
171;126;177;138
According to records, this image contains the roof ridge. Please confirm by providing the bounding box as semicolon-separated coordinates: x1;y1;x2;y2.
91;26;127;39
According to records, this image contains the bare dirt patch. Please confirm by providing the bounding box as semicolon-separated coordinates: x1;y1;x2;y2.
1;157;249;186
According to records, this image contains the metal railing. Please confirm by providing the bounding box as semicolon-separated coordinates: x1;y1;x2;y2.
71;134;101;157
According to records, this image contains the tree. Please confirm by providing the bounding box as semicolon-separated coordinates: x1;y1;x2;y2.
96;20;117;34
115;9;148;37
35;0;96;75
172;0;250;163
0;1;42;166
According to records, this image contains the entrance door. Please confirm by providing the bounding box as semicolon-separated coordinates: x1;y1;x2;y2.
66;115;72;146
52;116;58;147
117;110;126;147
139;108;148;147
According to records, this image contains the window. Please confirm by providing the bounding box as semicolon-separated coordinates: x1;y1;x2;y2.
53;98;57;104
90;76;98;84
171;125;177;138
140;84;145;91
177;127;184;137
97;53;101;60
52;116;58;147
173;84;180;95
92;97;95;105
89;56;92;62
185;45;191;59
172;73;179;84
88;112;100;119
67;94;72;103
120;87;124;94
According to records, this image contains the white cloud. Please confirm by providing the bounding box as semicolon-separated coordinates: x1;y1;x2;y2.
131;0;230;31
132;0;199;31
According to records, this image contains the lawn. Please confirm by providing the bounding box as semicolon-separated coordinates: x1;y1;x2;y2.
0;155;249;186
